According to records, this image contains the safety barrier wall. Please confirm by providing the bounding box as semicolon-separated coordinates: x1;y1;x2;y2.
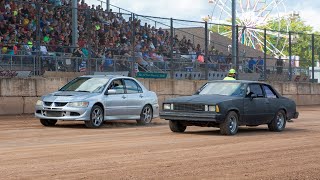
0;77;320;115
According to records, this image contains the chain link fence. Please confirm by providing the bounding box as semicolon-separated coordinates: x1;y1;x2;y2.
0;1;318;82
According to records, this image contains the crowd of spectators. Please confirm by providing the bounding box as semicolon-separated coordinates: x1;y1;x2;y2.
0;0;233;72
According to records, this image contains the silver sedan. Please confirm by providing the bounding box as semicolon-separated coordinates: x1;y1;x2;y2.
35;75;159;128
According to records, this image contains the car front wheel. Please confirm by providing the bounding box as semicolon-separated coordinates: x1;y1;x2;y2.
40;119;57;126
85;105;104;128
268;110;286;132
220;111;239;135
137;105;153;125
169;120;187;133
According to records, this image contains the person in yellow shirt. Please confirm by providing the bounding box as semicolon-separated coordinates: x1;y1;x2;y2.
223;69;236;80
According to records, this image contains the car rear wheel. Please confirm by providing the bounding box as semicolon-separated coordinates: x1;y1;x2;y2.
137;105;153;125
169;120;187;133
85;105;104;128
220;111;239;135
268;110;286;132
40;119;57;126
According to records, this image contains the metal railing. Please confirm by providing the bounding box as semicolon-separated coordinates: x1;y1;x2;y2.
0;0;318;82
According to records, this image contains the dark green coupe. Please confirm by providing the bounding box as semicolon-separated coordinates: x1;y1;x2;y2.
160;80;299;135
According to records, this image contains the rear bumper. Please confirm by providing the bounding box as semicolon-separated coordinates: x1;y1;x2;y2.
152;104;160;118
160;111;224;123
293;112;299;119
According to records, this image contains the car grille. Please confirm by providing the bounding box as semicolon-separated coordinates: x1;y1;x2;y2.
44;102;53;106
55;102;68;107
173;103;205;111
43;102;68;107
45;111;62;117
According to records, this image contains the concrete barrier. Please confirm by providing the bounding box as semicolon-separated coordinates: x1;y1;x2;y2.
23;97;40;114
43;71;85;78
269;82;283;94
311;84;320;95
282;83;298;95
36;78;69;96
297;83;311;95
0;77;319;115
0;78;36;97
149;79;173;95
173;80;196;95
0;97;24;115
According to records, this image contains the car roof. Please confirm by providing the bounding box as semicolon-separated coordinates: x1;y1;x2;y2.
208;80;271;85
79;75;132;79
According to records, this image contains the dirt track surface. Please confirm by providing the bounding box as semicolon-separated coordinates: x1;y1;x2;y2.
1;106;320;180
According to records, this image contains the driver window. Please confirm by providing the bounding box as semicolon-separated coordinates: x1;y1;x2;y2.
107;79;125;94
247;84;264;97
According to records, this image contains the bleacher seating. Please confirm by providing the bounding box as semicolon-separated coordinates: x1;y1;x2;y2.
0;0;309;81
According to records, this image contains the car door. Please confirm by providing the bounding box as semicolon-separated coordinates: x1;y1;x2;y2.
262;84;279;122
103;79;128;119
123;79;145;117
243;83;271;125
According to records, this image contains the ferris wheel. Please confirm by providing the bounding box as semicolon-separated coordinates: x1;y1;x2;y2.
207;0;290;57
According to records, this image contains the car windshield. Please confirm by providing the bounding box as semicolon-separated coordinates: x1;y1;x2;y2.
59;77;110;93
196;82;245;97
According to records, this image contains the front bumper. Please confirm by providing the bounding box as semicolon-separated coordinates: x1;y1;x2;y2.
34;105;91;121
287;111;299;120
160;111;224;122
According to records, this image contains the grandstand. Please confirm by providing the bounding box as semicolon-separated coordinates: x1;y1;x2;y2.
0;0;310;81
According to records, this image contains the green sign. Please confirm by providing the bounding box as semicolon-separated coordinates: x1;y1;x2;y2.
136;72;167;79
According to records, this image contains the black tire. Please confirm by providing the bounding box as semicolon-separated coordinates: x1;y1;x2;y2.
85;105;104;128
136;105;153;125
40;119;57;126
220;111;239;135
268;110;286;132
169;120;187;133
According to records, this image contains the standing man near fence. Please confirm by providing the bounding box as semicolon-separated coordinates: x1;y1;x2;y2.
276;56;283;74
223;69;237;80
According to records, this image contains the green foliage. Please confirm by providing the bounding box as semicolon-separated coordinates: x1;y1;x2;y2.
209;15;320;67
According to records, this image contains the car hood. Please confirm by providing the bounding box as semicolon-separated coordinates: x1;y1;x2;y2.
41;91;99;102
164;94;242;104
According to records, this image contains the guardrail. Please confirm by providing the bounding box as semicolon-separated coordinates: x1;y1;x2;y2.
0;53;310;81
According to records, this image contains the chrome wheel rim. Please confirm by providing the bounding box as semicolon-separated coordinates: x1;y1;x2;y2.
92;108;103;126
142;106;152;123
276;113;285;129
229;116;237;133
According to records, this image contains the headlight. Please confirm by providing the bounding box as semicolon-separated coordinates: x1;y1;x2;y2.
205;105;216;112
163;103;173;110
208;105;216;112
36;100;43;106
68;101;89;108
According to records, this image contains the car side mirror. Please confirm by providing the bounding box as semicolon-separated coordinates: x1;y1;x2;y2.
106;89;116;95
250;93;257;100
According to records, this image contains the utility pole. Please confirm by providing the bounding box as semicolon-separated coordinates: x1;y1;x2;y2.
106;0;110;12
72;0;78;48
231;0;237;68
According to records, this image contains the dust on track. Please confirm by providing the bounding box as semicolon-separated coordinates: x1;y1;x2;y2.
0;106;319;180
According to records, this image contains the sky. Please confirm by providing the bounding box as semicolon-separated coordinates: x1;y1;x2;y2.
86;0;320;31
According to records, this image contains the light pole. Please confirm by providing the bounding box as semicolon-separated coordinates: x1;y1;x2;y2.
231;0;237;67
106;0;110;12
72;0;78;48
